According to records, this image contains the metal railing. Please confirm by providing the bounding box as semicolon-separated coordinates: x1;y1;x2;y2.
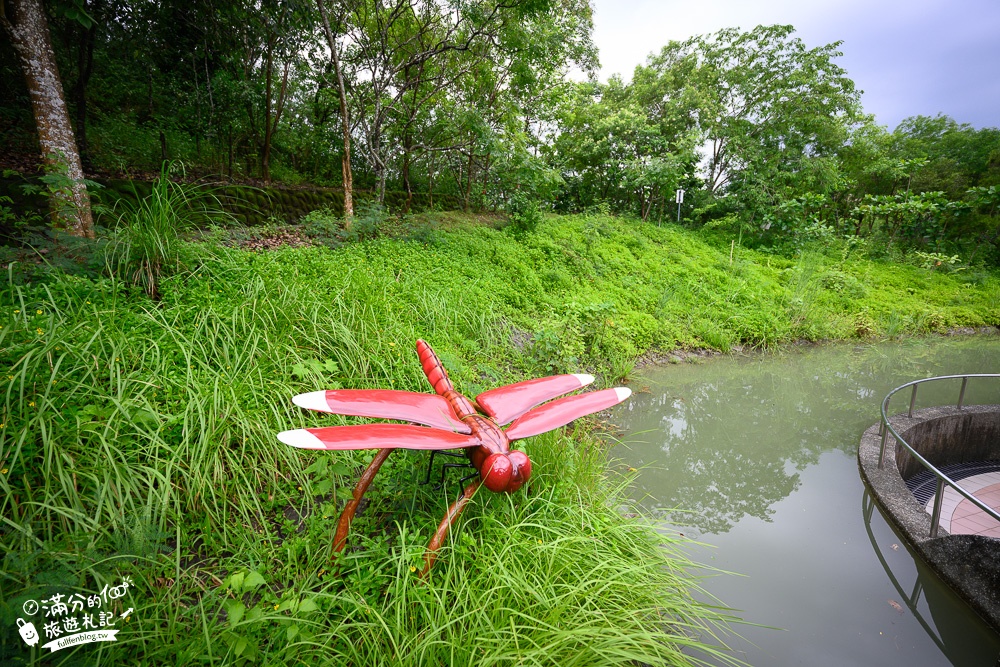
877;374;1000;538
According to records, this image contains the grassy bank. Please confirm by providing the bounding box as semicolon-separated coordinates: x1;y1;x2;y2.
0;211;997;665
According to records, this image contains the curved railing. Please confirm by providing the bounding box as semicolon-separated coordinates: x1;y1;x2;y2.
877;374;1000;538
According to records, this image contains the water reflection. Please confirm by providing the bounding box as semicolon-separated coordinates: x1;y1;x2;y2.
862;491;1000;666
611;337;1000;666
614;338;1000;534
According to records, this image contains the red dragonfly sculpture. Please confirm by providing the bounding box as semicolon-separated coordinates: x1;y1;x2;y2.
277;339;631;573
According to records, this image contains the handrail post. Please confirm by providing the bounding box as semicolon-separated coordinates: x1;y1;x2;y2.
929;477;944;538
957;377;968;410
908;384;918;418
878;428;889;469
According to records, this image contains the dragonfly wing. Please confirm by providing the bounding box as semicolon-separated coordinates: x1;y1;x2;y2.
292;389;470;434
475;374;595;425
278;423;479;451
504;388;631;441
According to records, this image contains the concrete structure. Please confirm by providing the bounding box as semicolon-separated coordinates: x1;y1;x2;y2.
858;404;1000;633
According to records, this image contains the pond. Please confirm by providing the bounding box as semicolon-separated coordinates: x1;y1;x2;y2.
610;336;1000;666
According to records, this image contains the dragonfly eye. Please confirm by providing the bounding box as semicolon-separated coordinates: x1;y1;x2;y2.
481;453;512;492
506;450;531;493
482;451;532;493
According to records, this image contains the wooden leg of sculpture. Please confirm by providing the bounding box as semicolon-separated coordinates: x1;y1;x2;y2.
333;448;393;560
420;480;481;577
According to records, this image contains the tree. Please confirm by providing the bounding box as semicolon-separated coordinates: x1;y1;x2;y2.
316;0;354;220
550;78;694;219
645;24;860;222
893;114;1000;197
1;0;94;237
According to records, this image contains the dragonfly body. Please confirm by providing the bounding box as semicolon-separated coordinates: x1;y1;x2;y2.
416;338;529;493
278;339;630;572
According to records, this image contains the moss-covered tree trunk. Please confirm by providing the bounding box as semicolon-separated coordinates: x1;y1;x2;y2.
1;0;94;238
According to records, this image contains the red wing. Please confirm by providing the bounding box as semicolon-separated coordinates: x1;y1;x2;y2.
292;389;470;434
475;374;595;425
277;424;478;451
504;388;632;441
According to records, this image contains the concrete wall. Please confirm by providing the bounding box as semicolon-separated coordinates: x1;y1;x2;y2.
894;406;1000;479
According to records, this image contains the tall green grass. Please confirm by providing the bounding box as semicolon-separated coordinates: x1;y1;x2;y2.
104;164;235;298
0;210;996;664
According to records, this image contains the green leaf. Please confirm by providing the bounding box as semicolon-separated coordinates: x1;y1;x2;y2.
286;624;300;641
225;600;246;627
297;598;319;613
243;571;266;591
314;478;333;495
226;572;245;592
336;486;354;501
304;457;328;475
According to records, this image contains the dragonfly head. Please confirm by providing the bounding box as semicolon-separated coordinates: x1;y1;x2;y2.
481;450;532;493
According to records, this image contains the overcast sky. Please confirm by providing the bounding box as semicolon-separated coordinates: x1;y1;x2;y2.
589;0;1000;130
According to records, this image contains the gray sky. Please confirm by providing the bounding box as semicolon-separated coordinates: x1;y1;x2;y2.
590;0;1000;130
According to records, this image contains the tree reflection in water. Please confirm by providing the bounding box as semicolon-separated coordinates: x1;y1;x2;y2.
613;337;1000;535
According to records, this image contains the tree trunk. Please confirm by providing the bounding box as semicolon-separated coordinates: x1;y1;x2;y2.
401;131;413;214
72;13;95;169
262;44;289;187
427;151;434;209
463;148;474;213
316;0;353;224
1;0;94;238
480;149;490;212
262;36;273;184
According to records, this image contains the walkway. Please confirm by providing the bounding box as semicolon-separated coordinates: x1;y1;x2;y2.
908;463;1000;538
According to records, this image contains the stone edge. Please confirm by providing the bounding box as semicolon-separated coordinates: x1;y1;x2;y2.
857;405;1000;633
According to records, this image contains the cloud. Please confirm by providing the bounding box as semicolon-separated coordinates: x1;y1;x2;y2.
590;0;1000;129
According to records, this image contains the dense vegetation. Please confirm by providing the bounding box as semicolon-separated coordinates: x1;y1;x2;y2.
2;3;999;264
1;1;999;664
1;207;997;663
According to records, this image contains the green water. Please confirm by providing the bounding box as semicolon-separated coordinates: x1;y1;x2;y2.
610;336;1000;667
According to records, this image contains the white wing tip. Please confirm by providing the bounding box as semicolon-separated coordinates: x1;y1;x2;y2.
614;387;632;402
573;373;595;386
292;390;330;412
277;429;326;449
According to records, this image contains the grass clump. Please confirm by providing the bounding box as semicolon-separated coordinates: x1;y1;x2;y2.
104;163;233;298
